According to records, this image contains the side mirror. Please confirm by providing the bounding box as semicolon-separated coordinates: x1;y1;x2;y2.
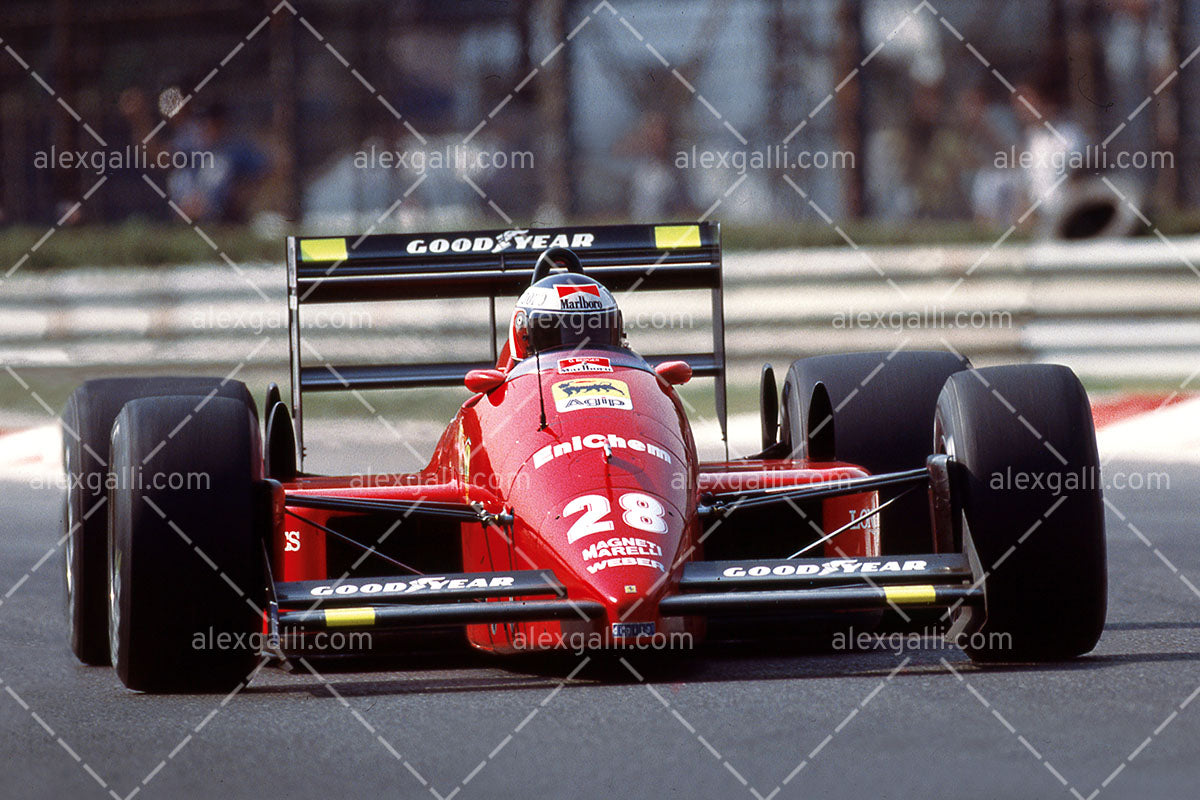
655;361;692;386
464;369;506;394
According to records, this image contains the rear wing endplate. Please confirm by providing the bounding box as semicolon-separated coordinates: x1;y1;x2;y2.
286;222;727;464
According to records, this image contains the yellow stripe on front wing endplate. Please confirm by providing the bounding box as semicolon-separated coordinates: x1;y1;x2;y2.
883;585;938;605
323;607;376;627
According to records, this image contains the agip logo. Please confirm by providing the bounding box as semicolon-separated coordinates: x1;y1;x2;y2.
551;378;632;412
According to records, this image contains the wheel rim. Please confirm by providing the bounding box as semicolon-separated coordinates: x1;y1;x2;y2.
933;410;978;636
933;413;955;460
63;446;77;634
108;546;121;667
64;497;75;624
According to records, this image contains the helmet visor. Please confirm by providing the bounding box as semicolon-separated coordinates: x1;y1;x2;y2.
526;309;622;353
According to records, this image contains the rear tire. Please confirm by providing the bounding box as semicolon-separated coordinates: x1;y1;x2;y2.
108;395;264;691
781;351;968;553
935;365;1106;661
62;377;254;666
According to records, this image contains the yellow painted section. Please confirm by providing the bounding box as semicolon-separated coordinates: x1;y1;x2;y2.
324;607;376;627
883;585;937;604
299;237;348;262
654;225;701;249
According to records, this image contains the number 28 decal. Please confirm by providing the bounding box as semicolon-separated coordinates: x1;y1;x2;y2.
564;492;668;543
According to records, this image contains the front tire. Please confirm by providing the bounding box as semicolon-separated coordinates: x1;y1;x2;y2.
935;365;1106;661
108;395;263;691
781;350;968;553
62;377;255;666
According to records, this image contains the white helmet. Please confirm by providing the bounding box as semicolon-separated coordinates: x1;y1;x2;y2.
508;249;623;360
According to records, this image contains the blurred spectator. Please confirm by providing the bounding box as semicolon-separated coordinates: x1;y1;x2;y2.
100;88;167;223
904;81;974;219
117;85;183;172
1012;78;1084;219
614;110;690;220
1103;1;1156;160
119;89;267;224
168;102;267;223
957;85;1023;225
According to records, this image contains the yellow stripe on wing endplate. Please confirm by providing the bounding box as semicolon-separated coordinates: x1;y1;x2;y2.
654;224;702;249
323;607;376;627
299;237;348;262
882;585;938;605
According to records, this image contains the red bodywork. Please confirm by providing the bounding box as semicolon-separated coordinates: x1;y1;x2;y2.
272;347;880;653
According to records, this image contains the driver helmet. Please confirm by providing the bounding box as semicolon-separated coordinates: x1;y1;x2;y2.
509;269;623;360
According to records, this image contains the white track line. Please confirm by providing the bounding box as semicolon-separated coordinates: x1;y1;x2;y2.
0;395;1194;484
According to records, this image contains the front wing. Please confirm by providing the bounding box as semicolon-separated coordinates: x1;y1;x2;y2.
268;554;980;641
265;459;982;650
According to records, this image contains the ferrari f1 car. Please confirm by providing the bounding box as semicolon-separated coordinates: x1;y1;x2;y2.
62;222;1106;691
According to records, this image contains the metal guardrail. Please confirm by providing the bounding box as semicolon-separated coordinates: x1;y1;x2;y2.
2;237;1199;384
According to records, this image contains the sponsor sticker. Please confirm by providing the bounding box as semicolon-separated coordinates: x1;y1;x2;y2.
308;575;515;597
556;284;599;298
532;433;671;469
552;378;632;412
721;559;929;578
405;230;596;256
558;356;613;374
580;536;664;562
587;557;664;574
490;228;529;252
556;284;604;310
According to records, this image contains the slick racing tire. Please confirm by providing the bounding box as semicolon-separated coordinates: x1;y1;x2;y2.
781;351;968;554
935;365;1106;661
62;377;255;667
108;395;263;691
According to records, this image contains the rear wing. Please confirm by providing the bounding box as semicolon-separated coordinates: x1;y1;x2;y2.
286;222;727;461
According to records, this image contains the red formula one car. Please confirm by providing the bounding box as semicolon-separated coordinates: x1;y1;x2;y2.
61;223;1107;691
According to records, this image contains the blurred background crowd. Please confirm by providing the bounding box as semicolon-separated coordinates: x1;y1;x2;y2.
0;0;1193;241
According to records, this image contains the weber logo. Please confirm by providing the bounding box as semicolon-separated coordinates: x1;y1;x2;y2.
558;356;612;374
587;557;665;574
405;230;596;255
